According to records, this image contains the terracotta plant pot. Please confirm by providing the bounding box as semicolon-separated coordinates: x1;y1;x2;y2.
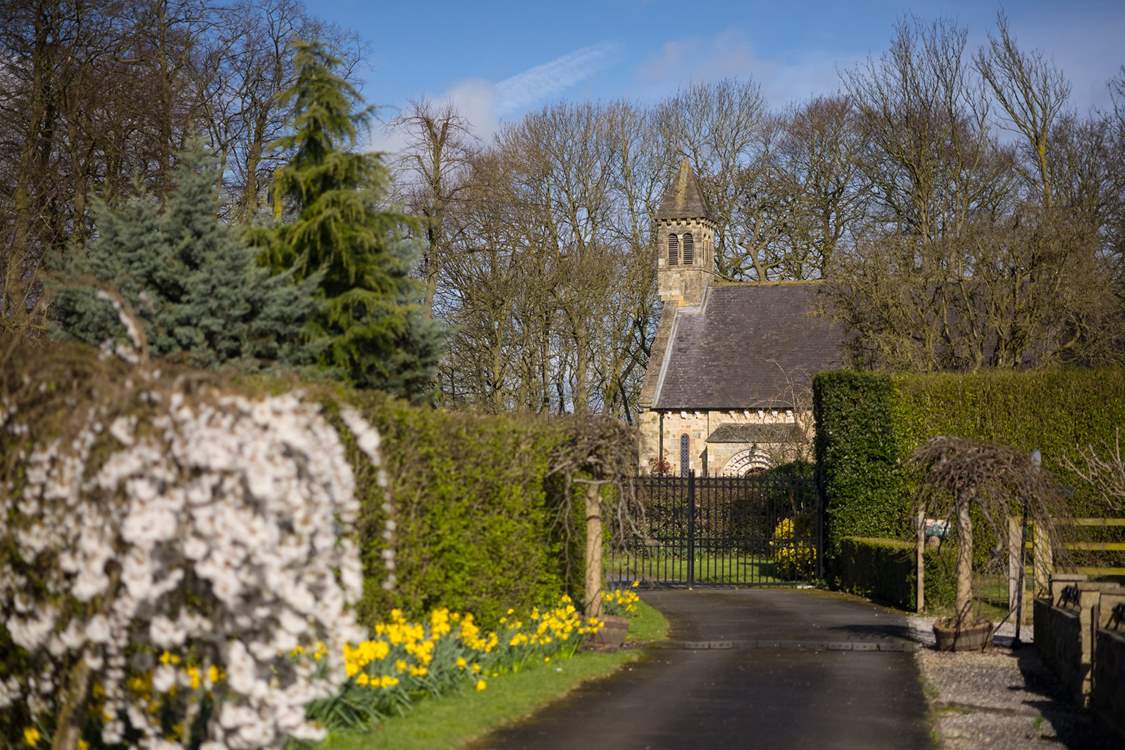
933;620;993;652
591;615;630;650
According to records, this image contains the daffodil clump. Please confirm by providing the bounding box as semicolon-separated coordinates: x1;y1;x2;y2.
306;596;604;730
601;580;641;616
770;517;816;579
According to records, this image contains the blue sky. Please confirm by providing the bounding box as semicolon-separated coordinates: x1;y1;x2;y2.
316;0;1125;150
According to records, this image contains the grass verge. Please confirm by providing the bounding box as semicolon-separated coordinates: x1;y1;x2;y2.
609;554;793;585
321;600;668;750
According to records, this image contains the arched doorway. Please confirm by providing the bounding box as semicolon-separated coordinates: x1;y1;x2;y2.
721;447;772;476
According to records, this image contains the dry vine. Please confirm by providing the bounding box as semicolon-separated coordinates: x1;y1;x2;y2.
1062;428;1125;514
543;415;643;587
911;436;1068;629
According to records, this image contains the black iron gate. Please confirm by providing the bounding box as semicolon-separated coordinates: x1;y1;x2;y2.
608;470;820;586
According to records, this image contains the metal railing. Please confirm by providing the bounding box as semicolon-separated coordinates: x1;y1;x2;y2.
608;470;819;587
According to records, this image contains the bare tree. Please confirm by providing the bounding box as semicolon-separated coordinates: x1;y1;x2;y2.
656;80;777;280
435;102;658;419
975;12;1071;208
843;17;1010;240
773;95;872;278
1063;429;1125;514
392;98;477;316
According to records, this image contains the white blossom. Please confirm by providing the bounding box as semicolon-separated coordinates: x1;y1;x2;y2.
1;382;380;748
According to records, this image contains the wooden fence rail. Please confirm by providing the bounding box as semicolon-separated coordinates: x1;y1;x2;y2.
1008;517;1125;617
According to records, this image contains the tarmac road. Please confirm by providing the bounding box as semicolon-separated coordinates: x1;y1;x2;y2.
477;589;932;750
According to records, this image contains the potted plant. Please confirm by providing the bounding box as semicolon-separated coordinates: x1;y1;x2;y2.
590;582;641;649
911;437;1060;652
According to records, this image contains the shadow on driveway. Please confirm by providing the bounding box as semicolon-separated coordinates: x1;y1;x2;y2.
477;589;933;750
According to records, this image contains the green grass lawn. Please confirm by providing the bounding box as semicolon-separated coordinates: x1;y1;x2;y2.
608;552;806;585
321;600;668;750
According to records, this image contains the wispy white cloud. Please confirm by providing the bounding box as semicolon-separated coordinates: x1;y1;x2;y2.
637;29;853;107
495;42;618;115
637;15;1123;116
369;42;617;154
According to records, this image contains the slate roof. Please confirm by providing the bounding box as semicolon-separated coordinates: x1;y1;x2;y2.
657;160;709;221
706;423;804;443
653;283;843;409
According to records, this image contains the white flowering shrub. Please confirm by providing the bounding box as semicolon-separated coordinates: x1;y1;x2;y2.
0;348;384;749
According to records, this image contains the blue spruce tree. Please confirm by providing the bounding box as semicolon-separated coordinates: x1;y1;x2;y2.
55;146;318;370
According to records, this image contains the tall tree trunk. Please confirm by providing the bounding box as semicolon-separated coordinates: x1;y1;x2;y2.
241;109;269;219
7;2;55;327
955;496;974;627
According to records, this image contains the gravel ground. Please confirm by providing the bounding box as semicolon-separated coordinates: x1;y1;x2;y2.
909;619;1117;749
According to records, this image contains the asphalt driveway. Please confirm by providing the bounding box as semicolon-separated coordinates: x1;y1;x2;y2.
478;588;932;750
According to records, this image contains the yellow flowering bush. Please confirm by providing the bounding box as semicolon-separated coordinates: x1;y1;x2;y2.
770;517;817;580
306;595;604;729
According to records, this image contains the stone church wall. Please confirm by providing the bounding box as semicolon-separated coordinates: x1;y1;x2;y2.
638;407;806;476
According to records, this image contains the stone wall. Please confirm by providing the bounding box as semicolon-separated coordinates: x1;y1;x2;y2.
1033;594;1084;701
1092;593;1125;745
1034;574;1125;745
638;407;805;476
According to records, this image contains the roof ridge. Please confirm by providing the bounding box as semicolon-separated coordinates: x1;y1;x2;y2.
714;279;825;287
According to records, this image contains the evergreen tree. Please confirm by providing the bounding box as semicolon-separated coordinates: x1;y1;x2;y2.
55;146;317;370
257;40;442;400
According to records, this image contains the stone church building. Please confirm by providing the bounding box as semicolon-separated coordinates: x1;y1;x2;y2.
638;161;842;476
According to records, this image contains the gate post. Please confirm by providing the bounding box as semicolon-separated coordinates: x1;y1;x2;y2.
687;469;696;588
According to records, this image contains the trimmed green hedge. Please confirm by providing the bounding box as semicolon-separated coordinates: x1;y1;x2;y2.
813;372;908;566
328;391;586;629
837;537;955;611
238;376;598;628
815;369;1125;577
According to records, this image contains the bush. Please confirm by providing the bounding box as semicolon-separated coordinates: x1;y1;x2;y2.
814;372;910;568
771;518;817;580
315;390;589;629
815;369;1125;576
2;339;618;747
0;338;373;748
837;537;956;611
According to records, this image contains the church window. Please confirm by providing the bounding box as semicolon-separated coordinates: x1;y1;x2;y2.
667;234;679;265
682;232;694;264
679;434;690;476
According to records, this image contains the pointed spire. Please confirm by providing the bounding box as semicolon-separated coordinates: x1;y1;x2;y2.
657;159;709;221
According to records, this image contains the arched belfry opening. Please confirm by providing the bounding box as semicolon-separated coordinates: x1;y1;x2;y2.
655;160;715;307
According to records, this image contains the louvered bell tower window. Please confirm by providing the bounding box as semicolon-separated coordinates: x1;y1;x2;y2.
682;232;694;264
667;234;679;265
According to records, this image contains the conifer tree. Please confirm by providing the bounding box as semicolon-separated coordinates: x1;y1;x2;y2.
257;40;442;400
55;146;317;369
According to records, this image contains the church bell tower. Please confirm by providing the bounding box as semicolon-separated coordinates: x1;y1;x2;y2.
656;160;716;307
